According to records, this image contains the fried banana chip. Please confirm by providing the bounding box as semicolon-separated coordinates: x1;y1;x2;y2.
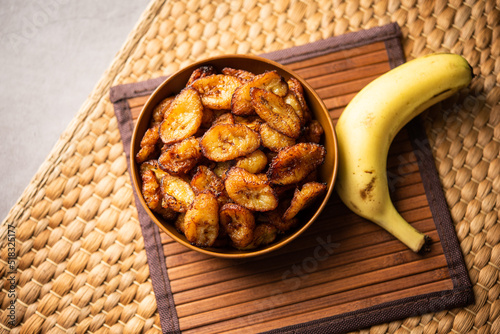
259;123;296;152
238;223;277;250
159;87;203;145
267;143;326;185
231;71;288;116
222;67;256;83
220;203;256;248
200;124;260;161
251;88;301;139
224;167;278;212
158;137;202;174
299;120;324;144
160;174;195;212
136;124;161;163
191;74;242;110
287;77;311;123
235;149;268;174
184;191;219;247
186;65;217;86
283;182;327;221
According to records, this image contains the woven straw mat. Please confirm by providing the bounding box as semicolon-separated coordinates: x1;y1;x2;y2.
1;0;499;333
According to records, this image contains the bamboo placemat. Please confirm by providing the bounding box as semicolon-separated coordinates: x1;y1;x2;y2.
111;23;474;334
1;1;499;333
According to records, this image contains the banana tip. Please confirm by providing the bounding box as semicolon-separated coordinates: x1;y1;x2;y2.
418;235;432;254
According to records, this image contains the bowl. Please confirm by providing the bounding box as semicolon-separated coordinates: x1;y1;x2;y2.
130;54;338;258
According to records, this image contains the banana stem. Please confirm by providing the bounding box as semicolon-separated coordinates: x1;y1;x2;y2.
375;207;430;253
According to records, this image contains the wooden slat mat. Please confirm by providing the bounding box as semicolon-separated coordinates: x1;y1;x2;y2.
111;24;473;333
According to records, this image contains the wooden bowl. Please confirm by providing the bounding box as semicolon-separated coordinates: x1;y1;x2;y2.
130;54;338;258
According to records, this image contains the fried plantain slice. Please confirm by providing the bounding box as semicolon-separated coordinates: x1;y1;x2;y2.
191;74;242;110
151;96;174;125
160;174;195;212
140;168;178;221
186;65;217;86
251;88;301;139
140;160;169;180
299;119;324;144
235;149;268;174
136;124;161;163
200;123;260;162
282;182;327;221
190;165;230;205
222;67;256;83
284;91;307;126
212;112;235;126
265;199;299;232
184;191;219;247
140;169;162;211
267;143;326;186
231;71;288;116
219;203;256;248
237;223;277;250
158;137;201;174
224;167;278;212
287;77;311;123
213;161;234;179
234;115;263;132
259;123;296;152
159;87;203;145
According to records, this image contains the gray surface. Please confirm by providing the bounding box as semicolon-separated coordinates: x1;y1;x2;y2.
0;1;151;220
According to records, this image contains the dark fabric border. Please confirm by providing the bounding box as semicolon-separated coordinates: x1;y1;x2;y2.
110;22;473;334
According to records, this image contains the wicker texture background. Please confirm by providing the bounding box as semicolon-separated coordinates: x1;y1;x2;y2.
1;0;499;333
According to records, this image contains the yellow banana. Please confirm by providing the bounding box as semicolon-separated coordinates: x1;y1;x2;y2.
335;53;473;253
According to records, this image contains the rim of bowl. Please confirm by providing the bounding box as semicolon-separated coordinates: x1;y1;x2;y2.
130;54;338;258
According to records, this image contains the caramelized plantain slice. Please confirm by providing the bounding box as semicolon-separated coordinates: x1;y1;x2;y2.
235;149;268;174
186;65;217;86
299;119;324;144
190;165;230;205
158;137;202;174
136;124;161;163
213;161;234;179
151;96;175;126
222;67;256;83
160;174;195;212
140;160;168;180
184;191;219;247
234;115;263;132
237;223;277;250
251;88;301;139
287;77;311;123
266;199;300;232
159;87;203;145
191;74;242;110
140;169;162;211
284;91;307;126
259;123;296;152
283;182;327;221
224;167;278;212
219;203;256;248
231;71;288;116
267;143;326;186
200;124;260;162
212;112;235;126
